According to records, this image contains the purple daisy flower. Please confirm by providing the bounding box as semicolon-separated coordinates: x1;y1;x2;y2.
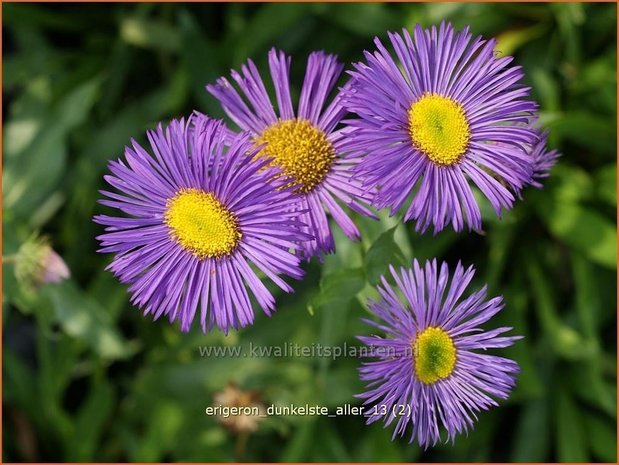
95;115;307;334
207;48;375;258
529;129;560;188
343;22;539;233
358;259;521;447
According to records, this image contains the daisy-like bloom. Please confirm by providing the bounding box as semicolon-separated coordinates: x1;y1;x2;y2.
528;129;560;188
95;115;307;333
358;259;521;447
207;48;375;258
343;22;539;233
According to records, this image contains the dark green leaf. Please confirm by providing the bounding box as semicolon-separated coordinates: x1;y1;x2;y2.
511;399;551;461
364;226;406;285
555;388;589;462
67;381;116;461
309;268;365;312
548;112;616;156
584;412;617;462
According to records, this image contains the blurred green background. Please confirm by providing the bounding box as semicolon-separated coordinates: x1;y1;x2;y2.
3;2;617;462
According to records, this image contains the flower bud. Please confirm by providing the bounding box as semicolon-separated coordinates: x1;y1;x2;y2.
13;235;70;289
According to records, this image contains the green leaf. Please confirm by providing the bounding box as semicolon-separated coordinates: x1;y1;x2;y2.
571;252;600;337
548;163;594;204
233;3;315;64
67;381;116;461
525;258;561;333
320;360;363;407
485;222;515;292
131;402;184;462
280;418;316;462
502;286;545;398
353;425;410;462
407;228;459;262
313;422;351;461
584;412;617;462
595;164;617;206
3;350;39;419
526;257;596;361
364;226;406;285
87;271;131;321
439;409;498;461
3;78;100;219
568;360;616;419
37;333;81;406
319;3;399;36
539;200;616;269
3;3;84;31
3;117;42;159
322;225;364;277
309;268;365;311
178;10;225;116
555;388;589;462
43;282;134;360
511;399;550;461
548;112;616;156
496;24;546;57
120;17;180;52
3;27;58;91
530;68;560;112
573;53;617;93
551;3;584;63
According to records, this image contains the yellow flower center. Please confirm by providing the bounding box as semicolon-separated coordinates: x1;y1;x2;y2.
254;119;335;193
408;93;470;166
164;188;242;259
413;326;457;384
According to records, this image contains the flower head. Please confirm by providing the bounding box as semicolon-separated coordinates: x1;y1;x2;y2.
95;115;307;333
207;48;375;258
343;23;539;232
358;259;521;447
529;129;560;188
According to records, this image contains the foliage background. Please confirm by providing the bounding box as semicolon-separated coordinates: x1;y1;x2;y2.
3;2;617;462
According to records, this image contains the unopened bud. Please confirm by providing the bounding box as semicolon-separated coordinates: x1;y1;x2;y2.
13;235;70;289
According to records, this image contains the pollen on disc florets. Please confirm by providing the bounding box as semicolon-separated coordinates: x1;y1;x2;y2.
254;119;335;193
413;326;457;384
164;188;242;260
408;93;470;166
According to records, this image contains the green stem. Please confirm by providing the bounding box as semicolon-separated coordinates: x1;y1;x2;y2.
234;431;249;461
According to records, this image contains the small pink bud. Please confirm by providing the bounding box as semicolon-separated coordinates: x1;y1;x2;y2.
40;247;70;284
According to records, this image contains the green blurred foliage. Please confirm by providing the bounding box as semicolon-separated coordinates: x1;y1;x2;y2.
2;3;616;462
